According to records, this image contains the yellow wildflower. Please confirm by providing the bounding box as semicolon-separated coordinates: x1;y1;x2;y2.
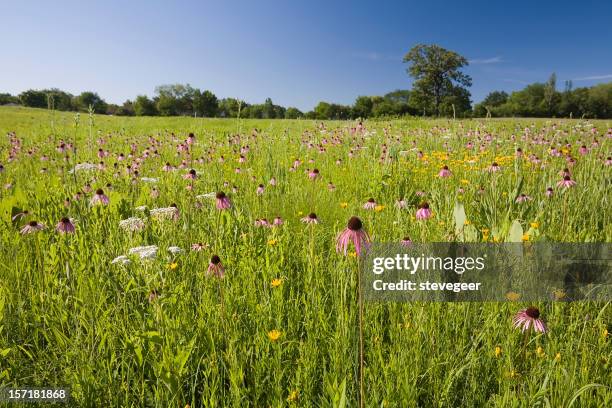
267;239;278;246
267;330;281;342
530;222;539;229
271;278;282;288
340;202;348;208
536;346;545;357
554;352;561;362
495;346;502;358
505;291;521;301
287;390;299;402
168;262;178;270
374;205;385;212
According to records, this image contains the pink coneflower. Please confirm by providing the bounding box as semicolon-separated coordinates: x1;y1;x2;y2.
515;148;523;157
21;220;45;234
400;236;412;247
256;184;265;195
184;169;197;180
395;199;407;209
162;162;173;171
273;216;283;226
90;189;109;205
557;175;576;188
187;133;195;145
605;156;612;166
545;187;554;197
336;216;370;256
215;191;231;210
363;198;377;210
513;306;547;333
515;194;532;203
416;202;433;220
269;177;277;186
327;182;336;191
308;168;320;180
415;191;426;197
255;218;270;227
301;213;319;224
12;210;29;222
488;162;501;172
579;145;588;155
56;217;75;234
207;255;225;278
238;155;246;163
438;165;452;178
151;188;160;198
191;242;208;251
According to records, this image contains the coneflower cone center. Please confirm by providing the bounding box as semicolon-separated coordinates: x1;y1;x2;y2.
211;255;221;264
347;216;363;231
96;189;104;195
216;192;226;199
526;307;540;318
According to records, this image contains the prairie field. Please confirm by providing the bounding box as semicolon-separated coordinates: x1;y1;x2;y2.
0;106;610;407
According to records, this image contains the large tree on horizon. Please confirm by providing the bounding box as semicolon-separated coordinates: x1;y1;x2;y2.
403;44;472;116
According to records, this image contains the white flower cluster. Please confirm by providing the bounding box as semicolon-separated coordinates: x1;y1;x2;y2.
150;207;178;220
196;192;216;199
167;246;182;254
68;162;98;173
141;177;159;183
119;217;146;231
111;255;131;265
128;245;158;260
134;205;148;211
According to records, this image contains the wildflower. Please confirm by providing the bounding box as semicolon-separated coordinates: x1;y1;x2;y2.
395;199;407;209
438;165;452;178
287;390;299;402
119;217;145;232
374;205;385;212
301;213;319;224
545;187;554;197
554;352;561;362
215;191;232;210
267;329;281;342
255;218;270;227
151;187;160;198
150;205;179;221
168;246;182;255
56;217;76;234
416;202;433;220
148;289;160;303
111;255;131;265
494;346;502;358
605;156;612;166
20;220;45;234
363;198;377;210
488;162;501;172
557;175;576;188
273;216;283;226
530;222;539;229
90;189;109;205
536;346;545;357
191;242;208;251
336;216;370;256
267;239;278;246
400;236;412;247
271;278;282;288
308;168;320;180
128;245;158;260
340;202;348;209
513;306;547;333
327;182;336;191
168;262;178;270
515;194;532;203
183;169;197;179
505;291;521;301
256;184;264;195
207;255;225;278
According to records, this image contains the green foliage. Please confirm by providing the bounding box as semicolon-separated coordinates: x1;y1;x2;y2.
403;44;472;116
134;95;158;116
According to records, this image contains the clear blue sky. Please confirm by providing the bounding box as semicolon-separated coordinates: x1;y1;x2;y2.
1;0;611;111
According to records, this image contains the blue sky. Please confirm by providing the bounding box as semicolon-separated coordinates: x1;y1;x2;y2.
1;0;611;111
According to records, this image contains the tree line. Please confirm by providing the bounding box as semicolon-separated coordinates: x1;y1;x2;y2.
1;44;611;119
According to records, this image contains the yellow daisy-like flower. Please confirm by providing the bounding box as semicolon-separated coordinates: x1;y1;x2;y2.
522;234;530;242
267;329;281;342
602;329;608;339
554;352;561;362
168;262;178;270
267;239;278;246
461;179;470;184
494;346;502;358
536;346;545;358
340;202;348;208
287;390;299;402
297;211;303;216
349;251;357;258
374;205;385;212
271;278;282;288
530;222;540;229
505;291;521;301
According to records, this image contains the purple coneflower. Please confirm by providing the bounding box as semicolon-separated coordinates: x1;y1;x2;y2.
216;191;232;210
273;216;283;226
207;255;225;278
327;182;336;191
438;165;452;178
184;169;197;180
557;175;576;188
513;306;547;333
336;216;370;256
255;218;270;227
191;242;208;251
395;199;407;209
308;168;320;180
21;220;45;234
269;177;277;186
416;202;433;220
545;187;554;197
400;236;412;247
301;213;319;224
56;217;75;233
91;189;109;205
604;156;612;166
515;194;532;203
488;162;501;172
363;198;377;210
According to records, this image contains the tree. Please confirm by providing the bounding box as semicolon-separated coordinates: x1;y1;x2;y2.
473;91;508;117
0;93;19;105
76;91;107;113
218;98;243;118
193;90;218;117
352;96;374;118
544;73;559;116
19;90;48;108
134;95;157;116
403;44;472;116
285;107;303;119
